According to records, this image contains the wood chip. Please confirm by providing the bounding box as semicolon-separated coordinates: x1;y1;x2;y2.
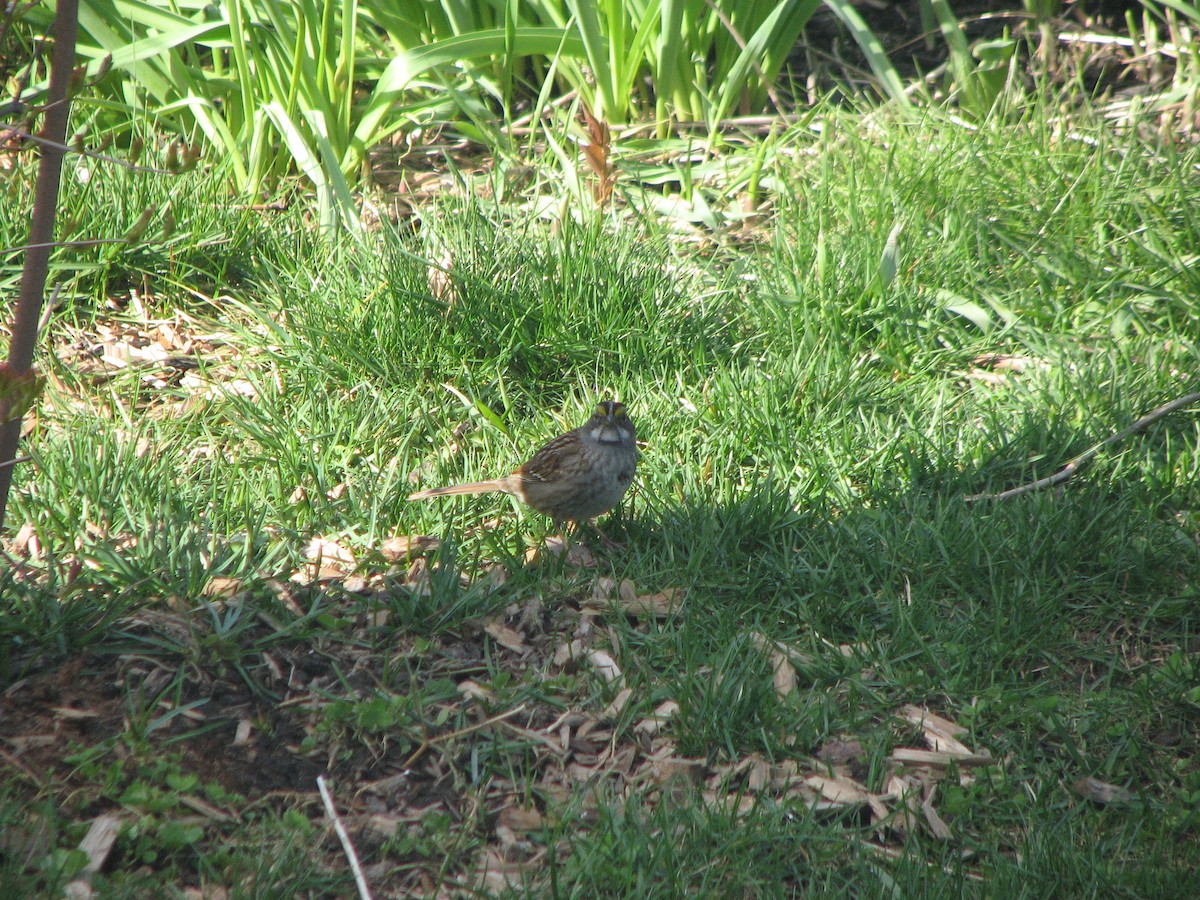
635;700;679;735
600;686;633;720
898;705;975;755
891;747;993;767
63;813;122;899
233;718;253;746
804;774;870;805
586;649;622;683
52;707;100;720
922;793;952;839
552;639;586;667
747;755;772;792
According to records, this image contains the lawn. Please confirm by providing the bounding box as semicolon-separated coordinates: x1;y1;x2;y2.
3;93;1200;897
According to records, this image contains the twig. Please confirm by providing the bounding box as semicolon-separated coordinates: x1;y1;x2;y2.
965;391;1200;502
316;775;373;900
0;125;175;174
0;455;31;471
0;0;79;532
0;126;176;177
2;238;129;256
35;283;62;339
401;702;529;770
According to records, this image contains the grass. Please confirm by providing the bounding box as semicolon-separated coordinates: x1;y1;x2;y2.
2;95;1199;896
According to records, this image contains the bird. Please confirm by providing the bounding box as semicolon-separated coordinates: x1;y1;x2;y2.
408;400;637;530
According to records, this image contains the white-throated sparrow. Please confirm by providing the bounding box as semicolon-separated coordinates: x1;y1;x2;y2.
408;400;637;527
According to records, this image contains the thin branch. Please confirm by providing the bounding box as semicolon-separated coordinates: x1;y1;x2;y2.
0;0;79;533
0;125;174;175
36;284;63;341
316;775;373;900
401;702;529;770
2;238;129;255
0;455;31;471
965;391;1200;502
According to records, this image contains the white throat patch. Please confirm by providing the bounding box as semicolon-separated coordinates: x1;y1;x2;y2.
591;423;629;444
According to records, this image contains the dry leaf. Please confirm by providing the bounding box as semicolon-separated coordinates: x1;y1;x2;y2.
484;621;527;652
379;534;440;561
303;536;356;566
498;806;545;833
428;247;457;305
592;577;619;602
263;579;305;617
289;563;345;586
402;557;432;595
472;848;532;893
458;680;496;704
11;522;37;557
750;631;800;698
621;588;685;618
1071;777;1138;806
648;754;706;794
202;576;243;599
366;815;403;839
592;578;684;618
527;537;597;568
816;739;866;766
702;791;757;818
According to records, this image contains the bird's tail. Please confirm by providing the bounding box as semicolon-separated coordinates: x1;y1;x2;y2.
408;480;505;501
